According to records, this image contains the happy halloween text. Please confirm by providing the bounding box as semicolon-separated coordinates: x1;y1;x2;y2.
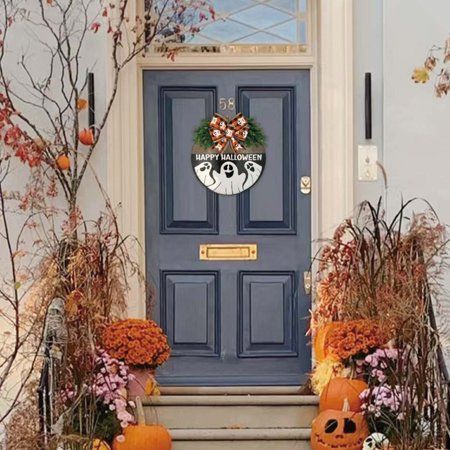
194;154;263;162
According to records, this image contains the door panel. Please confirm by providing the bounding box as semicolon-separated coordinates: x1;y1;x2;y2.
144;70;311;385
238;87;297;234
238;271;297;357
160;88;218;234
161;271;220;357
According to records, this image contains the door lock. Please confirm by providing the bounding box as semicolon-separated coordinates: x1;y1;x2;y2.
300;176;311;194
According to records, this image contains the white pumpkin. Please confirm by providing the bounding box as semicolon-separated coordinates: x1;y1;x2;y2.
363;433;390;450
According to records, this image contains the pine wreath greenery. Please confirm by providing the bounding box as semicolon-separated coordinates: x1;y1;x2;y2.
193;116;266;149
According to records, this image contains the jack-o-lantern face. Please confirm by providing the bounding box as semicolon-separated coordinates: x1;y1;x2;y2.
311;408;369;450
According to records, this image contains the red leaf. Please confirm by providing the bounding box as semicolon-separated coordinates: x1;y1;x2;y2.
90;22;101;33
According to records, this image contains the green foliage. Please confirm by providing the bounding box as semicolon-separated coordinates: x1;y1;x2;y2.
193;117;266;149
70;399;122;446
193;119;212;149
246;117;266;148
93;406;122;445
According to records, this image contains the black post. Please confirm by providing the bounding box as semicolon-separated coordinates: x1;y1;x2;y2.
364;72;372;140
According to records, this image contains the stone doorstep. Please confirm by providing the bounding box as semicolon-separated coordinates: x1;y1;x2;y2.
142;395;319;406
159;386;308;396
141;392;319;432
171;429;313;450
170;428;311;441
172;441;311;450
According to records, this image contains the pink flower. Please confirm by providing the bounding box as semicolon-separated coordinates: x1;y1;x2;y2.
93;348;135;430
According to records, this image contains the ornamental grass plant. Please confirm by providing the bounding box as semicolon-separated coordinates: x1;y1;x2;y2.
312;198;449;449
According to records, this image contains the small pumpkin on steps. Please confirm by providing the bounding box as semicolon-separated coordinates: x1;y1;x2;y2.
319;377;368;412
112;397;172;450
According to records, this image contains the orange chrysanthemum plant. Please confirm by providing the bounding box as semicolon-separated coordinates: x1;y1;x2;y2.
102;319;171;398
102;319;171;369
325;320;389;362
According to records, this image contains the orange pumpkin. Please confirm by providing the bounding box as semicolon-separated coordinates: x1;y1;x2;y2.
313;322;341;363
79;128;95;146
56;154;70;170
311;400;369;450
112;397;172;450
319;377;368;412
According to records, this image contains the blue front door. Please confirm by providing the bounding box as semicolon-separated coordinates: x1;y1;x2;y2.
143;70;311;385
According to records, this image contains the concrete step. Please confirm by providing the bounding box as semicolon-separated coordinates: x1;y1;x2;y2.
160;386;305;396
171;428;311;450
142;394;318;430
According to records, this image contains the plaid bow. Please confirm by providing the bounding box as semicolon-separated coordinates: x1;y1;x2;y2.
209;113;249;153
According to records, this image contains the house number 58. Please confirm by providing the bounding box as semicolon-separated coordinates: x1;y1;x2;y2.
219;97;235;111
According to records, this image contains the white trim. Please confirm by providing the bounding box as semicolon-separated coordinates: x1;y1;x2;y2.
106;0;354;313
106;0;146;318
318;0;354;237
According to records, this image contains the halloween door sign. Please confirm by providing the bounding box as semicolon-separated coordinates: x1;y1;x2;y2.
192;113;266;195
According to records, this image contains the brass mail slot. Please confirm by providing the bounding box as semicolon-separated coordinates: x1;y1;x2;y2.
199;244;257;261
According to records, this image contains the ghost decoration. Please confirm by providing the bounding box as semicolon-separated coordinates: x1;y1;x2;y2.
243;161;263;190
194;161;215;187
362;433;390;450
210;161;246;195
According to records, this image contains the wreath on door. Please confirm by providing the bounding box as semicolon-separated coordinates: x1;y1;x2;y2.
191;113;267;196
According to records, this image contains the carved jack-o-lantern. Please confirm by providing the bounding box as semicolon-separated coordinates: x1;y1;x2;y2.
311;400;369;450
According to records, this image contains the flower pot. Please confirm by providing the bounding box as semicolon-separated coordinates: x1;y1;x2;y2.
127;367;156;397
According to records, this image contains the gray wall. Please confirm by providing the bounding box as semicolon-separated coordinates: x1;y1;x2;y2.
353;0;450;355
354;0;450;214
353;0;385;205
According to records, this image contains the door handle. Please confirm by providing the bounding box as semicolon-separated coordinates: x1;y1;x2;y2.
303;271;312;295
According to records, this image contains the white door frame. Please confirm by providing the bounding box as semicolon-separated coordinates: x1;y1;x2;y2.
107;0;354;317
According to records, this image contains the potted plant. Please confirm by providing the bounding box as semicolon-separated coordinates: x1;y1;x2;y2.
102;319;171;397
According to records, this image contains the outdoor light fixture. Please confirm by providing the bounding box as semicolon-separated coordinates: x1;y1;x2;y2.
365;72;372;140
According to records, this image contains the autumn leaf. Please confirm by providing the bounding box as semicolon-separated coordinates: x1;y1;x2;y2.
47;0;53;4
76;98;88;111
411;67;430;84
90;22;101;33
435;70;450;97
424;56;437;72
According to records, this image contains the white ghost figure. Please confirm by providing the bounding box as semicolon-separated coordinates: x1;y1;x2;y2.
194;161;214;187
211;161;246;195
243;160;263;190
363;433;390;450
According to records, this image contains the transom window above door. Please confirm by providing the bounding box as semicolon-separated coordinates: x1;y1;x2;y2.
145;0;311;55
